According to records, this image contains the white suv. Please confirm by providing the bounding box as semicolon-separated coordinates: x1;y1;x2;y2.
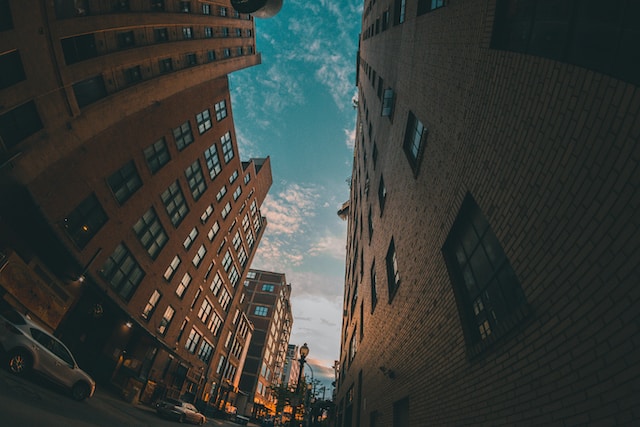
0;310;96;400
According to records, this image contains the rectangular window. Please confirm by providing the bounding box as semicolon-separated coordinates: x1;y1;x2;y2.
182;27;193;39
1;0;13;30
159;58;173;73
220;6;227;16
198;298;213;324
186;53;197;66
185;160;207;201
378;175;387;214
180;1;191;12
117;31;135;49
144;137;170;174
394;0;406;24
185;328;202;354
229;265;240;286
154;28;169;42
210;272;223;295
201;204;214;224
124;65;142;85
192;244;206;267
133;208;168;260
63;193;108;249
221;202;231;219
207;50;216;62
107;161;142;204
216;185;227;202
246;230;254;248
393;397;410;427
183;227;198;250
221;131;234;162
403;111;427;175
370;261;378;311
142;290;161;320
442;195;528;356
219;288;231;311
204;27;213;38
163;255;180;281
204;143;222;179
208;312;222;335
61;34;97;65
418;0;444;15
73;75;107;108
223;48;231;58
214;100;228;122
176;273;191;298
0;50;26;89
262;284;274;292
254;306;268;316
100;243;145;301
173;121;194;151
161;181;189;227
237;247;247;267
381;88;395;117
386;238;400;301
202;3;211;14
0;101;43;148
208;221;220;241
196;109;212;134
157;305;175;335
198;340;214;363
232;186;242;201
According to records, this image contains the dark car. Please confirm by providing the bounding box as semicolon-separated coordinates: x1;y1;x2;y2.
155;398;206;424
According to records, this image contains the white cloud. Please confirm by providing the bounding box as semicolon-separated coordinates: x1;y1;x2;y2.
344;127;355;150
308;233;346;261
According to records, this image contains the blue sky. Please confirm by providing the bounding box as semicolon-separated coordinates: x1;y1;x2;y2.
229;0;362;393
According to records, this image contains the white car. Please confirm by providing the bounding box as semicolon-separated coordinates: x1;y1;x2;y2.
0;310;96;401
155;398;206;424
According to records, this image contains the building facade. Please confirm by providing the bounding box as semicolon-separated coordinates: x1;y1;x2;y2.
337;0;639;426
0;0;274;407
239;269;293;417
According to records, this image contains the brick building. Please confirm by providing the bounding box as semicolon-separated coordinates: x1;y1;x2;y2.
337;0;639;426
0;0;276;407
239;269;293;418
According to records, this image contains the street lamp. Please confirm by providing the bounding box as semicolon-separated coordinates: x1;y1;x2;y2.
294;343;309;426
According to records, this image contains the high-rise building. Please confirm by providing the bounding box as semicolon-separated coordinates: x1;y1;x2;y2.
0;0;275;407
337;0;639;426
239;269;293;418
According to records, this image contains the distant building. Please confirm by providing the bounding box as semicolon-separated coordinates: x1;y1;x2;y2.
239;269;293;418
282;344;300;388
0;0;273;406
337;1;639;426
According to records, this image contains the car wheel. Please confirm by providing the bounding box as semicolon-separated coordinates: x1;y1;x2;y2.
7;350;31;375
72;382;90;401
199;417;205;425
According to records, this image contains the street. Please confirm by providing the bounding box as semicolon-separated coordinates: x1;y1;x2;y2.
0;368;254;427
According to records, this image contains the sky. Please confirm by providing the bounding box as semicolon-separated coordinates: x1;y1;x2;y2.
228;0;363;395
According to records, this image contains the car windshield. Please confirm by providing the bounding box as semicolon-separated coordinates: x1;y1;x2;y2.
1;310;26;325
164;398;182;406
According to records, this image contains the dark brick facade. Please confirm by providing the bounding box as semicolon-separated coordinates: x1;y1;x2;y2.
337;0;639;425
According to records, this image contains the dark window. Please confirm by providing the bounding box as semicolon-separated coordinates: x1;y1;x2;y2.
161;181;189;227
204;143;222;179
0;50;26;89
113;0;130;11
159;58;173;73
403;111;427;175
491;0;640;86
123;66;142;85
381;88;395;117
154;28;169;42
370;261;377;312
196;109;212;134
186;53;198;66
100;243;145;301
173;121;194;151
73;75;107;108
144;137;170;173
107;160;142;204
0;101;43;148
133;208;168;260
377;175;386;213
418;0;445;16
207;50;216;62
0;0;13;31
63;193;108;249
442;195;528;356
394;0;406;25
180;1;190;12
185;159;207;201
393;397;410;427
117;31;135;48
372;143;378;169
151;0;165;11
61;34;97;65
385;238;400;301
368;207;373;240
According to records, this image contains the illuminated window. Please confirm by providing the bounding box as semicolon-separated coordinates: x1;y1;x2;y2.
64;193;108;249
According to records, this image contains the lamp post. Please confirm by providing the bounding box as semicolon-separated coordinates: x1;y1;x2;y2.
295;343;309;426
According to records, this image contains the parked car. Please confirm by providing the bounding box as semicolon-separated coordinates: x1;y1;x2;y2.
155;398;206;424
0;310;96;401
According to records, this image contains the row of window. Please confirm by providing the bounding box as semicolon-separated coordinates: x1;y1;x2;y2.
362;0;444;40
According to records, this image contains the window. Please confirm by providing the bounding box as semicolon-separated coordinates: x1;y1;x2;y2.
210;273;223;295
220;132;234;162
100;243;145;301
185;329;201;354
185;160;206;201
368;207;374;241
173;121;194;151
204;27;213;38
221;202;231;219
0;50;26;89
204;143;222;179
159;58;172;73
144;137;170;174
245;230;254;248
63;193;108;249
198;298;213;323
236;28;242;37
180;1;191;12
491;0;640;86
229;170;239;184
386;238;400;301
176;273;191;298
142;290;161;320
133;208;168;259
186;53;197;66
196;109;212;134
161;181;189;227
202;3;211;14
183;227;198;250
73;75;107;108
209;312;222;335
262;284;274;292
418;0;444;15
229;266;239;286
117;31;135;49
442;195;528;355
237;247;247;267
107;161;142;204
1;0;13;30
201;204;214;224
381;89;395;117
378;175;387;213
216;185;227;202
232;231;242;250
220;6;227;16
158;306;174;335
232;186;242;201
222;27;229;37
219;288;231;311
394;0;406;24
403;111;427;175
214;100;228;121
244;173;251;184
371;261;378;311
164;255;180;281
154;28;169;42
254;306;268;316
393;397;410;427
0;101;43;148
223;48;231;58
242;215;250;231
222;250;232;272
198;340;214;363
207;50;216;62
61;34;97;65
208;221;220;241
192;244;206;267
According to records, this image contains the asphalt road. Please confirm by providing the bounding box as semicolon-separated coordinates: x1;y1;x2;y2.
0;367;254;427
